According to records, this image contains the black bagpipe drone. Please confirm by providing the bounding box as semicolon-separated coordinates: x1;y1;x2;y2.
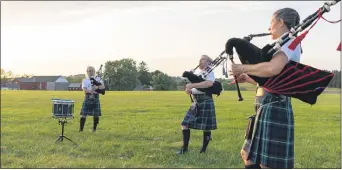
183;0;340;104
90;64;106;95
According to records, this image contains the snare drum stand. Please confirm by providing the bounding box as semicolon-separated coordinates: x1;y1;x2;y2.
55;118;77;145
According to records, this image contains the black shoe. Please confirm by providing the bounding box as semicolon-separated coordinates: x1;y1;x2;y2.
200;148;207;153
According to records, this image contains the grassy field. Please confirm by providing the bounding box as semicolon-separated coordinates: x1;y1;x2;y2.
1;90;340;168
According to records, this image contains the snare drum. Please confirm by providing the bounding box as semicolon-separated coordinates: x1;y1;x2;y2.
52;99;74;118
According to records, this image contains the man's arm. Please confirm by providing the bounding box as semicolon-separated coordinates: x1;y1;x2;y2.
191;72;215;88
82;80;93;94
241;51;288;78
191;80;214;88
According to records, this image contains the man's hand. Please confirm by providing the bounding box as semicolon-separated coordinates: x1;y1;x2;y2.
185;88;192;95
237;73;249;83
229;73;248;85
229;63;245;76
87;90;94;94
229;73;257;85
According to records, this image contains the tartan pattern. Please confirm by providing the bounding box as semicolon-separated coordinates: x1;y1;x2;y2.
242;94;294;169
80;94;102;117
181;94;217;130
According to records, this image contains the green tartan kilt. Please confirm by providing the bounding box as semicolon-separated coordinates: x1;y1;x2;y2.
181;94;217;131
242;94;294;169
80;94;102;117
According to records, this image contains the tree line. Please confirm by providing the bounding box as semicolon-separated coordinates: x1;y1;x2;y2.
101;58;249;91
103;58;178;91
2;62;341;90
1;69;33;85
323;70;341;88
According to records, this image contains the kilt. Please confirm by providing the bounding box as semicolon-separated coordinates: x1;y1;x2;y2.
242;93;294;169
80;94;102;117
181;94;217;131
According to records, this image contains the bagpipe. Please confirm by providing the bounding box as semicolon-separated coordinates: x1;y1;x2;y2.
181;56;225;98
181;35;271;100
225;0;340;105
90;64;106;95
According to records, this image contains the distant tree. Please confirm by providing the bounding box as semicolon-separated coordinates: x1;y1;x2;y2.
332;70;341;88
326;70;341;88
1;69;15;85
216;78;247;91
66;74;86;83
20;74;33;78
137;61;152;86
1;69;8;85
150;72;177;90
178;80;186;88
103;58;139;91
151;70;163;77
337;71;341;88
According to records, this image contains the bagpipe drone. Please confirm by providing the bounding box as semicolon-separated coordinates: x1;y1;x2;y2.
90;64;106;95
225;0;340;105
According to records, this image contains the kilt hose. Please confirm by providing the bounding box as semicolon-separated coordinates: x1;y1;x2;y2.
242;93;294;169
181;94;217;131
80;93;102;117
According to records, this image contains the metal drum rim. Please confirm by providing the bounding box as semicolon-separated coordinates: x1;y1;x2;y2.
53;101;75;104
51;98;74;102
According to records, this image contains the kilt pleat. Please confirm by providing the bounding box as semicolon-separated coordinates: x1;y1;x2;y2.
80;94;102;117
242;94;294;169
181;94;217;130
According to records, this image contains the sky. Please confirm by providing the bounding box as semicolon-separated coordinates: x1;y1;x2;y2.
1;1;341;78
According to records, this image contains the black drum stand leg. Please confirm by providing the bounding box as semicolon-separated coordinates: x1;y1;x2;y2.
55;119;77;145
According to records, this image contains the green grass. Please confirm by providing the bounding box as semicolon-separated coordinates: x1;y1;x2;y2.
1;90;340;168
324;88;341;92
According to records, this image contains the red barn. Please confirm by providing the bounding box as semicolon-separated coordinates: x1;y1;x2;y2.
21;82;47;90
12;78;46;90
12;76;69;90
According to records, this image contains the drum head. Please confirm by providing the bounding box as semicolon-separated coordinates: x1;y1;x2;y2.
52;99;74;118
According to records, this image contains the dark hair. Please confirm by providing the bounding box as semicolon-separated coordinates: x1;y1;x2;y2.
274;8;303;53
274;8;300;29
